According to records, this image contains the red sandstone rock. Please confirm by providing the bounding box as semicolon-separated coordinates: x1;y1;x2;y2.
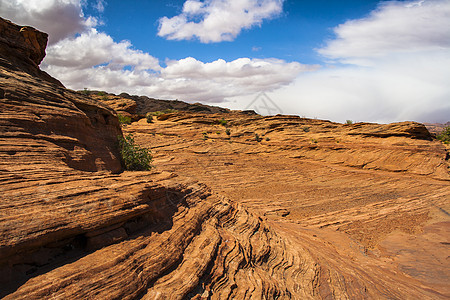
124;112;449;298
0;18;62;86
1;17;449;299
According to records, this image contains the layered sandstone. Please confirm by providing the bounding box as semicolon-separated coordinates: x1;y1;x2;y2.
1;18;449;299
0;18;61;86
124;112;449;298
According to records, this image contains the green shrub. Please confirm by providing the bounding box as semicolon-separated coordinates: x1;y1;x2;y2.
265;137;270;141
217;118;228;126
225;128;231;136
255;133;262;142
437;126;450;144
97;91;106;96
118;134;153;171
302;126;310;132
148;109;178;116
146;113;153;123
80;88;91;95
163;108;178;114
150;111;164;117
346;120;353;125
118;114;132;125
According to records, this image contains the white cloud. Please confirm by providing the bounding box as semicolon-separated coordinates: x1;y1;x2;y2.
0;0;95;44
94;0;106;12
261;0;450;123
42;32;309;102
44;29;160;71
158;0;284;43
267;51;450;123
318;0;450;65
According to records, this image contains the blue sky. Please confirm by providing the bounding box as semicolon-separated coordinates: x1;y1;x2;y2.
1;0;449;123
86;0;381;65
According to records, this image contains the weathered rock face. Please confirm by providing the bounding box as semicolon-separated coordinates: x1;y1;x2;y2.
0;18;47;65
0;18;123;173
1;17;449;300
0;18;61;86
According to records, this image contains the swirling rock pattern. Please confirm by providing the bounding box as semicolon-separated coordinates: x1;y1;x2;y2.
123;112;449;298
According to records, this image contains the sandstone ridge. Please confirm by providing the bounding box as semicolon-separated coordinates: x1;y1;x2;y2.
1;18;449;299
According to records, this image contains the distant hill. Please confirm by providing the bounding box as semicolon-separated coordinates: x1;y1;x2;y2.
84;90;236;118
423;122;450;135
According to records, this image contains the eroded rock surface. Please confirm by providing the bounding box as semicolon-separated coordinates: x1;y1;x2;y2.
1;18;449;299
0;18;61;86
124;112;450;298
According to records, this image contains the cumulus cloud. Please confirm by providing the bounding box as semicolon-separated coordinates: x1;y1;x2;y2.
158;0;284;43
256;0;450;123
44;29;161;71
156;57;310;102
43;33;308;102
0;0;95;44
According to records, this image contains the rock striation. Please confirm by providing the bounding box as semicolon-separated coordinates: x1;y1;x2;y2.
125;112;450;298
0;18;61;86
1;18;449;299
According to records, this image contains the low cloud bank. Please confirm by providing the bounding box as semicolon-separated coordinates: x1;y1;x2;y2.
266;0;450;123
